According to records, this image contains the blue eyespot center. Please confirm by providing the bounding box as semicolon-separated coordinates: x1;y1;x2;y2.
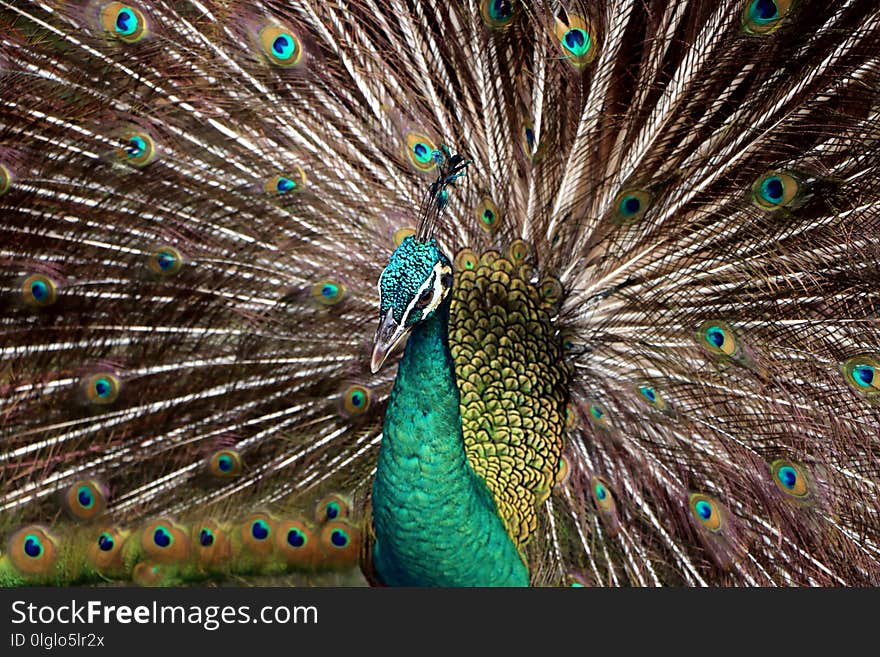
127;135;146;158
23;535;43;558
115;8;138;35
595;484;607;501
620;195;640;216
31;280;49;301
524;127;535;149
272;34;295;59
77;487;94;508
287;529;305;547
321;283;338;298
326;502;340;520
94;378;112;398
276;177;295;193
413;142;431;163
854;365;875;387
778;466;797;489
482;209;495;224
350;391;364;407
199;529;214;547
695;500;713;521
749;0;779;22
217;455;232;472
590;405;603;419
330;529;348;547
157;251;176;270
251;520;270;540
760;176;784;204
706;326;725;348
639;386;657;402
98;533;114;551
563;28;590;56
153;527;172;548
490;0;513;20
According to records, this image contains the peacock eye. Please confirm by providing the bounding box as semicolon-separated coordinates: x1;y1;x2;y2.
414;289;433;309
441;273;453;288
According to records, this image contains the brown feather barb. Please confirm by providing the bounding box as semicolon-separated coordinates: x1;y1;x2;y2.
1;0;880;587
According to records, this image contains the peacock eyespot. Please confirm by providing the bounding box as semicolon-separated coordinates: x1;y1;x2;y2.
100;3;148;43
742;0;794;35
841;355;880;398
330;529;349;548
770;460;810;498
118;132;155;167
251;520;270;540
209;449;242;478
265;168;306;195
63;480;107;520
325;502;341;520
587;402;610;428
612;189;651;224
521;122;537;158
476;198;502;233
455;249;479;271
310;278;346;306
22;274;58;308
148;246;183;276
539;276;563;304
259;26;303;67
98;532;115;552
555;456;571;486
404;132;438;172
480;0;515;28
9;527;58;575
553;14;598;68
640;386;656;402
153;526;173;548
341;384;371;416
751;170;800;209
698;321;738;357
287;528;306;548
689;494;724;532
507;239;532;264
198;528;215;547
590;476;616;513
84;373;120;405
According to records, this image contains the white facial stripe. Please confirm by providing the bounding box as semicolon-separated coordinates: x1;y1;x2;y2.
400;262;449;325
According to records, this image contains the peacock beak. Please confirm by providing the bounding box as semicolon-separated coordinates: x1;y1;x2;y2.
371;308;409;373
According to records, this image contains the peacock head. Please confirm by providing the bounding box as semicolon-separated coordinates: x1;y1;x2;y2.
371;235;453;373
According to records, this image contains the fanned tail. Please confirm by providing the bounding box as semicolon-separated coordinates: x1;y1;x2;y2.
1;0;880;586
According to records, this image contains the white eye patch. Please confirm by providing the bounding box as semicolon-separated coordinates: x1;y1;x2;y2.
400;262;450;325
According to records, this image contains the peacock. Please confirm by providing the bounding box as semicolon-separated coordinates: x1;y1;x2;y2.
1;0;879;588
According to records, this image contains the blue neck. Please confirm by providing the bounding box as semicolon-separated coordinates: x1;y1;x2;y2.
371;297;529;586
